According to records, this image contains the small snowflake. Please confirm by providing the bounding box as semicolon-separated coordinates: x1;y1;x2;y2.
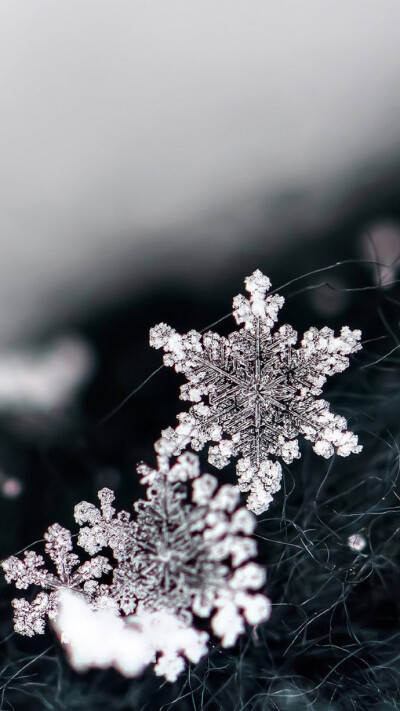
1;523;112;636
150;270;362;514
77;442;271;648
348;533;367;552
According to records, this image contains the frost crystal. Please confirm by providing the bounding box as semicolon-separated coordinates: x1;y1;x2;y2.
77;443;271;648
75;487;135;562
53;590;209;682
1;524;112;636
2;444;270;680
150;270;362;514
348;533;367;552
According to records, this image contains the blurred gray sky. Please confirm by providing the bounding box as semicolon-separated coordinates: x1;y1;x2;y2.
1;1;400;342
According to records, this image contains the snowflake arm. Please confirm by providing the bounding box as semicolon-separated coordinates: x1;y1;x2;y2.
75;487;134;562
150;270;362;514
232;269;284;330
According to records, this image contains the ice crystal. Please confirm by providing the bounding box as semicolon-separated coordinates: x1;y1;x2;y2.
2;443;270;679
75;486;135;562
77;442;271;648
150;270;362;514
348;533;367;552
1;523;112;636
53;590;209;682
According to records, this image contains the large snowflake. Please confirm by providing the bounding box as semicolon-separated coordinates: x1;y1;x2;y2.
2;442;270;680
150;270;362;514
77;439;271;648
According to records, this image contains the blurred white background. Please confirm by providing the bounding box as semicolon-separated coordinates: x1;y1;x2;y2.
1;1;400;342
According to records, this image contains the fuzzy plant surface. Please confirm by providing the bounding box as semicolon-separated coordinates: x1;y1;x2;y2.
150;270;362;513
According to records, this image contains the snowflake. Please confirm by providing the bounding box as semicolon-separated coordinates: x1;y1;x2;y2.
150;270;362;514
1;523;112;636
77;440;271;648
1;441;270;679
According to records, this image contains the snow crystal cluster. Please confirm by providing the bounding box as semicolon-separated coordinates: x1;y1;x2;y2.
54;591;209;682
1;442;270;681
150;270;362;513
1;269;363;683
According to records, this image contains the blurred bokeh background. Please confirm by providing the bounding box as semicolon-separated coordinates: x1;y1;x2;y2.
2;4;400;709
1;1;400;342
2;0;400;608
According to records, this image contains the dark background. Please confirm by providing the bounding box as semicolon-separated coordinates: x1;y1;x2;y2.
1;197;400;709
2;3;400;709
